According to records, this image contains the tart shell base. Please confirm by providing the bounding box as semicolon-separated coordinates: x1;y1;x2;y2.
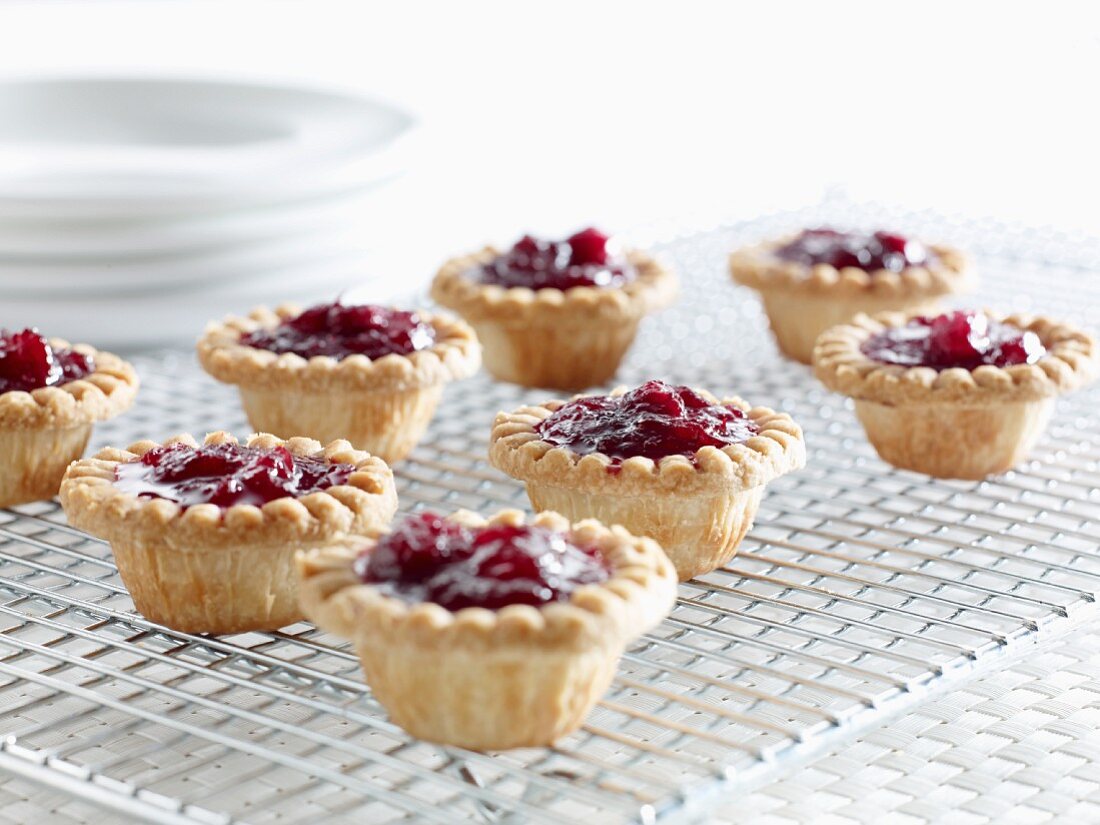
759;290;941;364
238;385;443;464
0;424;92;508
113;538;305;634
60;432;399;636
525;482;763;581
431;247;675;391
854;398;1055;480
353;638;617;750
296;509;678;751
474;318;640;390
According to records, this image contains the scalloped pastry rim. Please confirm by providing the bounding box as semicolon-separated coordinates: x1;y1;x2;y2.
487;386;806;496
196;304;481;392
60;430;398;548
729;232;970;298
812;309;1097;406
0;339;139;430
430;246;678;324
296;508;678;651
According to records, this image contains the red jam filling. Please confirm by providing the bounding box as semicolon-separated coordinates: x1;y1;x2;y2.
356;512;610;611
240;301;436;361
534;379;759;465
774;228;936;273
474;227;637;290
113;442;353;509
0;328;95;394
861;310;1046;370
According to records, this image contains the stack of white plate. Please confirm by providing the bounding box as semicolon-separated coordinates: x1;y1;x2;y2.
0;77;417;349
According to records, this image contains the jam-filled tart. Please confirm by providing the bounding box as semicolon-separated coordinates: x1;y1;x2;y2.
813;309;1097;479
488;380;806;580
0;328;138;507
197;301;481;463
730;228;970;364
60;431;397;634
431;228;677;390
296;509;677;750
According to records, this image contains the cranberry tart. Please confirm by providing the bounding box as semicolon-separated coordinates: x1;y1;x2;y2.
431;228;676;390
297;509;676;750
813;309;1097;479
489;380;806;580
60;432;397;634
197;301;481;463
730;228;970;364
0;328;138;507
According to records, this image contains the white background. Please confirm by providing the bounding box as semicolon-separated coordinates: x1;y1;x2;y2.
0;0;1097;260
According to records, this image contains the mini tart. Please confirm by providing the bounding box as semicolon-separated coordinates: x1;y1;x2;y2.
431;247;676;390
296;509;677;750
60;431;398;634
730;234;970;364
0;341;138;507
488;389;806;580
196;304;481;463
813;310;1097;479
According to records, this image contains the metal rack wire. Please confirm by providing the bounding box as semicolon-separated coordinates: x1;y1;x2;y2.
2;201;1099;824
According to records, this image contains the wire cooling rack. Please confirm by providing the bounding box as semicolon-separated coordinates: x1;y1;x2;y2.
1;202;1099;824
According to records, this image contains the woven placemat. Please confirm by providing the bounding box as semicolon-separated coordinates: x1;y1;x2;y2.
733;622;1100;824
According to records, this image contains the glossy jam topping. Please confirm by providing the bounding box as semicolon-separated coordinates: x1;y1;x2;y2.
474;227;637;290
0;328;95;394
114;442;354;509
240;301;436;361
774;228;936;273
534;379;759;465
357;512;610;611
861;310;1046;370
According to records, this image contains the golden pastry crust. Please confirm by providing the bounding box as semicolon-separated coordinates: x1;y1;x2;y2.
297;509;677;749
813;310;1097;406
729;234;970;298
429;246;677;389
0;341;138;430
196;304;480;463
812;310;1096;479
0;341;139;507
430;246;677;325
487;387;805;579
60;431;398;634
196;303;481;393
488;388;805;498
61;431;397;549
730;234;972;365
